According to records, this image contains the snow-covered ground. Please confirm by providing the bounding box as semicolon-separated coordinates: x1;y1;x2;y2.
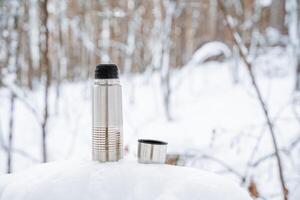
0;159;252;200
0;47;300;199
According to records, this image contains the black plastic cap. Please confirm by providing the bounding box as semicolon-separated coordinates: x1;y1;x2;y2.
138;139;168;145
95;64;119;79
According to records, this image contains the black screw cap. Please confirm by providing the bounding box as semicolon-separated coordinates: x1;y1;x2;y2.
95;64;119;79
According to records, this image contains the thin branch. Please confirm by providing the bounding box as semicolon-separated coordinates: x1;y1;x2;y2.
244;101;291;180
250;135;300;168
250;150;286;168
199;154;245;181
291;98;300;124
0;136;39;163
184;151;245;182
0;106;39;164
2;80;42;124
289;136;300;150
2;145;40;163
217;1;288;199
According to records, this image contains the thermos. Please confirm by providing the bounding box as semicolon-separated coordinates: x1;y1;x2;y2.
92;64;123;162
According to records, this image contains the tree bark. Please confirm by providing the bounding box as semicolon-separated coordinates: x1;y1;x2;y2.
295;1;300;90
7;93;15;173
39;0;50;163
5;1;21;173
24;0;33;90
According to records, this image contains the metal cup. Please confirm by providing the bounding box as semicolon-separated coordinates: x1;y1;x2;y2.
137;139;168;164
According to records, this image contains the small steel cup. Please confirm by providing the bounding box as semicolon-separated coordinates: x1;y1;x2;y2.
138;139;168;164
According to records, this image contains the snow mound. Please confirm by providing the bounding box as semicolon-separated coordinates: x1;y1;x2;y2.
188;42;231;66
0;160;251;200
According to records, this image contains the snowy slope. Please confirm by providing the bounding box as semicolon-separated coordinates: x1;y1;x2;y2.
0;160;251;200
0;47;298;199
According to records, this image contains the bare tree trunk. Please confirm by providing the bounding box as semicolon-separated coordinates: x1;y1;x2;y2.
25;0;33;90
54;13;65;114
5;1;21;173
15;22;23;86
162;69;172;120
100;1;111;63
295;1;300;90
270;0;286;33
218;1;288;200
298;1;300;90
160;0;177;121
7;93;15;173
39;0;50;163
124;0;139;75
208;0;218;39
296;62;300;90
232;45;240;84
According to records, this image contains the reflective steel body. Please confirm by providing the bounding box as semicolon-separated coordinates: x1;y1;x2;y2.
92;79;123;162
138;139;167;164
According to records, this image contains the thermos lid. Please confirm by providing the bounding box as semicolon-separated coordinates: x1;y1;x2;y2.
95;64;119;79
137;139;168;164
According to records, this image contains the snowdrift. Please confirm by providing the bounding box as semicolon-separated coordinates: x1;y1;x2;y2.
0;160;251;200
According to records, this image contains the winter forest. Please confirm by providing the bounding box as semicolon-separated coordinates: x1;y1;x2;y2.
0;0;300;199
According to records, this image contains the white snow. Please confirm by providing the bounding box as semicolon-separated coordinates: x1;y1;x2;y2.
0;160;251;200
0;46;299;199
0;175;10;198
258;0;272;7
186;42;231;67
266;27;281;45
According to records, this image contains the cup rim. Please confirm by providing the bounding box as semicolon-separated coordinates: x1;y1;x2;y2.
138;139;168;145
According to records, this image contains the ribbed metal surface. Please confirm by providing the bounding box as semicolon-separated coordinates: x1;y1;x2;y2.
92;79;123;162
92;127;122;161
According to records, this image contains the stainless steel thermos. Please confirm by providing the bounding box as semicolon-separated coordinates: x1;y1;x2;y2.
92;64;123;162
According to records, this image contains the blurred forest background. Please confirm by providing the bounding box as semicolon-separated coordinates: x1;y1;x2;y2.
0;0;300;200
